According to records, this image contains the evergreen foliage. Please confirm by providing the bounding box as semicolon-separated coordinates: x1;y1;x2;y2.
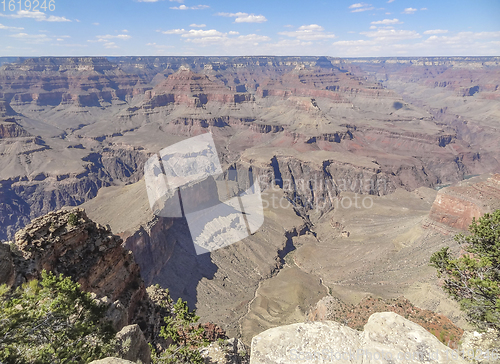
0;271;115;364
430;209;500;331
151;297;208;364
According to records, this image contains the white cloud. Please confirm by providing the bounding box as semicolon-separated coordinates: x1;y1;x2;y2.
97;34;131;40
235;14;266;23
216;12;267;23
331;30;500;57
187;33;270;46
279;24;335;41
88;34;131;44
122;29;129;33
46;15;71;22
333;39;375;46
371;18;402;25
92;22;100;26
10;32;50;43
103;42;118;48
181;29;224;37
170;4;209;9
402;7;417;14
360;28;421;41
159;26;272;51
387;0;395;2
0;10;70;22
423;29;448;35
190;23;206;28
162;28;187;34
146;42;175;49
349;3;374;12
420;7;427;10
0;23;23;31
169;0;184;2
226;34;270;45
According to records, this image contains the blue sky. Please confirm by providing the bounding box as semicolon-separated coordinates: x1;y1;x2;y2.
0;0;499;56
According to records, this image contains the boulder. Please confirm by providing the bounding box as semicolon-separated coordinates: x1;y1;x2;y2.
99;296;129;332
250;312;468;363
89;358;136;364
115;324;151;364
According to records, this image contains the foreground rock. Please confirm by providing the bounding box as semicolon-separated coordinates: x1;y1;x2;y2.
115;324;151;364
250;312;468;363
89;359;136;364
460;329;500;364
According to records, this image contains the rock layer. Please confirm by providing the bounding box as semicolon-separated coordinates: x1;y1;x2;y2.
425;173;500;232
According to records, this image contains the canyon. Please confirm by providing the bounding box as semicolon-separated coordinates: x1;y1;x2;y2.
1;56;500;349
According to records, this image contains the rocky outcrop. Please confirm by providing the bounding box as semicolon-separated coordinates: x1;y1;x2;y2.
250;312;468;363
256;67;395;102
142;68;252;109
115;324;151;364
11;208;146;323
1;207;233;361
425;174;500;232
0;121;29;138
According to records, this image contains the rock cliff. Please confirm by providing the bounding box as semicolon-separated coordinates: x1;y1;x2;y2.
250;312;469;363
10;207;146;325
424;173;500;233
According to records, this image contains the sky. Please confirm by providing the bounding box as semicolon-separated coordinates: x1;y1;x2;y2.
0;0;499;57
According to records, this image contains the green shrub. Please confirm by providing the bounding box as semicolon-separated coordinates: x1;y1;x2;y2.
151;298;208;364
0;270;115;363
68;213;78;226
430;209;500;331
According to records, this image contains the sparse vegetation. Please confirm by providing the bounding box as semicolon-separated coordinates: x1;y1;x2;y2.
326;296;463;345
0;270;116;363
430;209;500;332
67;213;79;226
151;298;208;364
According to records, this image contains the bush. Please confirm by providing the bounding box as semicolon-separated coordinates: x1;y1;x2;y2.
430;209;500;331
68;213;79;226
151;298;208;364
0;270;115;363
